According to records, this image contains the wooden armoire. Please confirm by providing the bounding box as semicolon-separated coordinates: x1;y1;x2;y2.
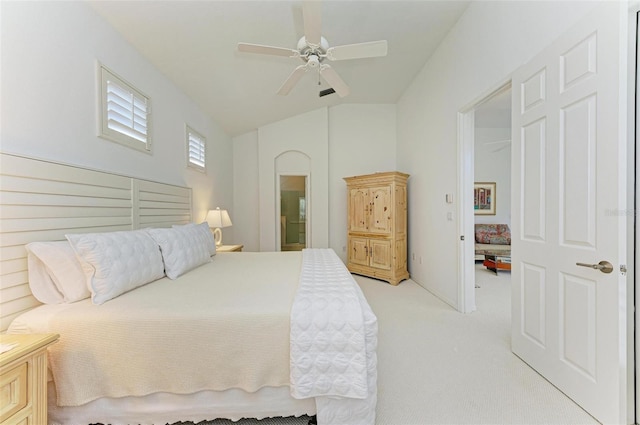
344;171;409;285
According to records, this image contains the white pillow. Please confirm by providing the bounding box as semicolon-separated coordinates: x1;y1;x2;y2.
172;222;216;256
25;241;89;303
147;226;211;279
66;230;165;305
26;250;64;304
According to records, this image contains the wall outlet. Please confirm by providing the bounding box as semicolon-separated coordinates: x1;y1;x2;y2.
419;256;423;264
412;253;416;261
342;245;346;252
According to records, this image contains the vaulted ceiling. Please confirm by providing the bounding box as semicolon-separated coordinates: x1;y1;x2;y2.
89;1;471;136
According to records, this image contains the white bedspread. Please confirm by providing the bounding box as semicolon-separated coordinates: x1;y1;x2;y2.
10;252;302;407
291;249;378;425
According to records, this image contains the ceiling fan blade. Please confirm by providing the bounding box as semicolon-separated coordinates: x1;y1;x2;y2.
483;139;511;145
319;65;349;97
277;65;308;96
302;1;322;46
238;43;299;58
325;40;388;61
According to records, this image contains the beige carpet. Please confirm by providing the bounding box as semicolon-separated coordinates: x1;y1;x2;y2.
199;265;597;425
366;265;597;424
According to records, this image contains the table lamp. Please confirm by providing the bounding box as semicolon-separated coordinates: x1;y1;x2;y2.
206;207;232;246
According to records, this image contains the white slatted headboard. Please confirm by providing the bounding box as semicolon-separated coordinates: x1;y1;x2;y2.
0;152;192;331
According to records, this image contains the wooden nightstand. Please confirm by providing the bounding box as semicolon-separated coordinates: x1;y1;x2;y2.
0;333;59;425
217;244;243;252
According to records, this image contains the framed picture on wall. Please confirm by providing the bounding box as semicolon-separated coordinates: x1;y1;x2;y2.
474;182;496;215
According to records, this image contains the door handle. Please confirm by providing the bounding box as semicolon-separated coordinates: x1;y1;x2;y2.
576;261;614;274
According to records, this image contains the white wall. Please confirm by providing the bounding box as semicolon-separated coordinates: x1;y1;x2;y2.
474;127;511;226
258;108;329;251
396;1;600;307
232;131;260;251
233;104;396;258
1;1;233;226
328;104;397;262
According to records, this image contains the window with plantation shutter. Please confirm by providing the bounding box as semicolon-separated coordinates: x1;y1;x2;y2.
186;126;206;172
99;65;152;153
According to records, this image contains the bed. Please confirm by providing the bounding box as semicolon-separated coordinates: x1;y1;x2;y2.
0;153;377;425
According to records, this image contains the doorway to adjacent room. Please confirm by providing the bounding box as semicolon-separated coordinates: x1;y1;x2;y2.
279;175;307;251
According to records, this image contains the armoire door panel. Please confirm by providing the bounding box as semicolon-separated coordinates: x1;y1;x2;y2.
349;188;369;233
349;237;369;267
368;186;391;234
370;239;391;270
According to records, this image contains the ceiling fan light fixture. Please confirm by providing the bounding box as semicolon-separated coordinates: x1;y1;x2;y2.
237;0;387;98
307;55;320;68
297;36;329;55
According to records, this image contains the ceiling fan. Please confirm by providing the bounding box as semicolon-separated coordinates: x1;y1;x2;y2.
237;1;387;98
483;139;512;153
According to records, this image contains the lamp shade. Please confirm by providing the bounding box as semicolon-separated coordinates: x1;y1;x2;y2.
206;208;232;228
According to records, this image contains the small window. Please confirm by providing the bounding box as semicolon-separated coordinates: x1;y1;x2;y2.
186;125;206;172
99;65;152;153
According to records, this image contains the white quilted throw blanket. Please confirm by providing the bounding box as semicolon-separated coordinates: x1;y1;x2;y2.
290;249;378;425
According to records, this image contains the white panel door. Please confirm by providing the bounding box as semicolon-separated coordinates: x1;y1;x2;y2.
511;3;627;424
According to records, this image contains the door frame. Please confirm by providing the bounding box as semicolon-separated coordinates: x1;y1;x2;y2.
275;172;311;251
632;5;639;422
457;80;511;314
